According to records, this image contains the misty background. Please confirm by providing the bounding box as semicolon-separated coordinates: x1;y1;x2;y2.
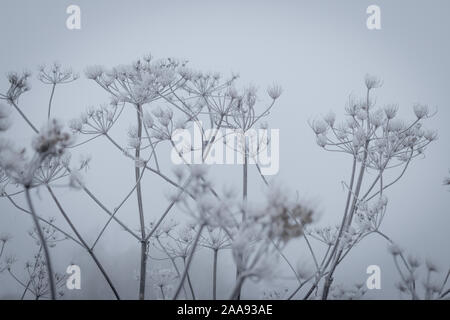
0;0;449;299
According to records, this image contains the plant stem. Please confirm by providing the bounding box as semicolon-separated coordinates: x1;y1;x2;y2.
186;264;196;300
156;237;188;298
47;83;56;119
24;187;56;299
10;100;38;133
173;224;205;300
213;248;218;300
243;145;248;210
235;141;248;300
46;186;121;299
322;144;369;300
229;276;245;300
135;104;147;300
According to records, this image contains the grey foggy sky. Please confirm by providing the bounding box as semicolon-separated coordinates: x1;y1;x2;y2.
0;0;449;299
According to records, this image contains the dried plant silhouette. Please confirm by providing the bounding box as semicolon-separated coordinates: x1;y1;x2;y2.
0;56;447;300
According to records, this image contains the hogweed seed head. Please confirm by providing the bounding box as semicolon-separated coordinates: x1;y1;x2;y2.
384;104;398;120
267;84;282;100
364;74;382;90
413;104;429;119
32;119;73;156
388;244;403;256
323;111;336;127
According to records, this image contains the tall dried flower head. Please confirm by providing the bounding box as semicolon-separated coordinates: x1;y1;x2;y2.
364;74;382;90
38;62;79;84
85;65;105;80
316;134;328;148
1;71;31;102
425;259;438;273
87;55;185;106
407;255;421;269
71;103;121;135
246;187;314;243
388;244;403;256
310;119;328;135
150;268;177;288
267;84;282;100
384;104;398;120
323;111;336;127
32;119;73;156
413;104;429;119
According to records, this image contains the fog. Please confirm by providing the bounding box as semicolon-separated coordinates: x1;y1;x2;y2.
0;0;449;299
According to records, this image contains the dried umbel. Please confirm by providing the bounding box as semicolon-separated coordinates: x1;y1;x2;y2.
199;226;231;251
150;268;177;294
229;188;315;297
0;119;73;187
246;191;313;243
70;103;122;135
32;155;71;185
5;222;68;299
1;51;444;302
86;56;186;106
225;85;281;132
307;75;438;300
389;246;449;300
354;196;388;232
38;62;79;85
0;71;31;102
32;119;73;156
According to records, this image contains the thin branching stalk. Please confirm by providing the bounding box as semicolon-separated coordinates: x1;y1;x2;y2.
213;248;218;300
134;104;148;300
173;224;205;300
47;83;56;119
46;186;121;299
10;100;38;133
24;187;56;299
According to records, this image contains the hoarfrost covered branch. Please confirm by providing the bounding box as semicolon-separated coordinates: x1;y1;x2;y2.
0;56;447;300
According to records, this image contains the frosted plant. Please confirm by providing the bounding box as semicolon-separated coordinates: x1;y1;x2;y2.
6;223;68;300
0;53;443;302
1;68;121;300
149;268;177;300
329;283;367;300
83;56;238;299
0;71;37;133
69;102;123;136
224;84;281;213
38;62;79;118
229;187;313;299
80;54;279;299
149;223;202;299
0;119;73;299
388;246;450;300
305;74;437;299
0;232;12;274
199;227;231;300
